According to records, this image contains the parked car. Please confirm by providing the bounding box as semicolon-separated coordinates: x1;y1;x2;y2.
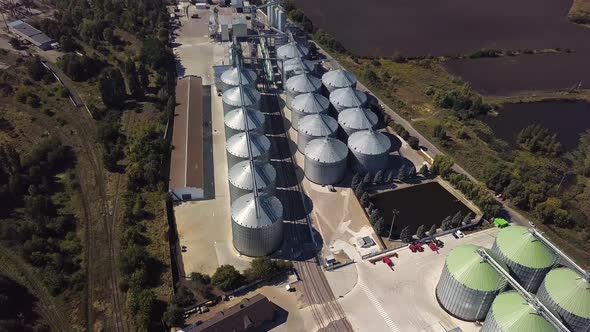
454;230;465;238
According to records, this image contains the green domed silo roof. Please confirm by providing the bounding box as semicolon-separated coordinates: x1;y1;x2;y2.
446;244;507;292
495;226;555;268
491;291;556;332
543;268;590;319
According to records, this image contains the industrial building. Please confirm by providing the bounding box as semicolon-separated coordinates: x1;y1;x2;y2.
8;20;53;50
169;76;205;201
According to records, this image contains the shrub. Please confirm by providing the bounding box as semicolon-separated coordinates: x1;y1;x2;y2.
408;136;420;149
211;265;244;291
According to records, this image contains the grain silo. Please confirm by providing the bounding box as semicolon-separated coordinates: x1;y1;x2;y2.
481;291;556;332
222;85;261;114
347;129;391;173
329;87;368;113
231;193;284;257
537;267;590;331
283;57;316;80
224;107;266;140
277;9;286;31
304;137;348;185
436;244;507;321
277;42;309;60
338;107;378;137
290;93;330;131
285;73;322;109
220;66;257;93
296;114;338;153
225;132;271;169
266;5;273;26
490;225;556;292
228;160;276;203
322;68;357;92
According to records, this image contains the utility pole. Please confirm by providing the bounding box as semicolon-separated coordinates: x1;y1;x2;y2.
388;209;399;241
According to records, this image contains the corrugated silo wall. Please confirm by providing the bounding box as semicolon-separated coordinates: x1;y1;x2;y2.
231;219;283;257
350;150;389;174
224;126;262;141
537;279;590;331
480;308;502;332
304;157;347;185
297;131;336;153
229;178;276;204
435;264;499;321
490;242;551;293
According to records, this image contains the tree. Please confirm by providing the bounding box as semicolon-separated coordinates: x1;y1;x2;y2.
245;257;277;281
99;67;126;109
407;166;416;178
211;265;244;291
416;225;425;239
432;155;454;177
398;165;407;181
428;224;437;236
124;58;143;98
420;164;429;176
363;172;372;185
137;63;150;90
191;272;211;285
163;304;184;327
373;217;384;235
103;27;115;44
59;35;76;52
355;183;365;197
172;286;195;307
451;211;463;227
433;124;446;139
385;169;395;183
351;173;361;189
462;212;473;225
360;192;370;207
400;226;412;243
408;136;420;149
26;57;46;81
374;170;384;184
441;216;452;230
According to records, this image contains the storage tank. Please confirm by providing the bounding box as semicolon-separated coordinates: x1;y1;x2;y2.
277;42;309;60
347;129;391;173
537;267;590;331
283;57;316;80
231;193;283;257
220;66;257;93
338;107;378;137
490;225;556;292
277;9;286;31
228;160;276;203
481;291;556;332
329;87;368;113
304;137;348;185
290;93;330;131
273;6;280;28
322;68;358;92
296;113;338;153
224;107;266;140
222;85;261;114
266;5;273;25
436;244;507;321
225;132;271;169
285;73;322;109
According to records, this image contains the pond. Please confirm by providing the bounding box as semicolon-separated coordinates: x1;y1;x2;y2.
371;182;473;239
482;100;590;150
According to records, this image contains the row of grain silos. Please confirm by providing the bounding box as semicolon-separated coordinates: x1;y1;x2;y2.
435;225;590;331
220;64;283;258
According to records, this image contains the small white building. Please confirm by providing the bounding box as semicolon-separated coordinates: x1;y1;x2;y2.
8;20;53;50
232;17;248;38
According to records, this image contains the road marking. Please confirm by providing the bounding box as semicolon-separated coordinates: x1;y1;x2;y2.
357;279;400;332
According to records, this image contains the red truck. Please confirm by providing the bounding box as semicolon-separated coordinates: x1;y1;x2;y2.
428;241;439;252
382;256;394;270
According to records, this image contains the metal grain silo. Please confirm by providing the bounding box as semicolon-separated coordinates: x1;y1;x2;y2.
290;93;330;131
226;132;271;169
329;87;368;113
267;5;273;26
285;73;322;109
224;107;266;140
338;107;378;137
304;137;348;185
277;9;286;31
277;42;309;60
220;66;257;93
297;114;338;153
347;130;391;173
537;267;590;331
273;6;280;28
436;244;507;321
231;193;284;257
228;160;276;203
322;69;358;92
222;85;261;114
283;57;316;80
481;291;556;332
490;225;556;292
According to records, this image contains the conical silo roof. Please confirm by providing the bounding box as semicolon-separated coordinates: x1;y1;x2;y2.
232;193;283;228
222;86;261;108
283;57;315;74
226;132;271;158
488;291;556;332
446;244;507;291
285;73;322;94
338;107;378;131
277;42;309;60
329;87;368;109
304;137;348;163
291;93;330;115
229;160;276;191
541;268;590;320
225;107;265;132
494;226;555;269
322;69;357;90
298;114;338;137
348;130;391;155
220;67;257;87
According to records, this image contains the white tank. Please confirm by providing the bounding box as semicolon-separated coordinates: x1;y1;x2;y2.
285;73;322;109
277;9;286;32
338;107;378;137
220;67;257;93
277;42;309;60
282;57;316;80
290;93;330;131
224;107;266;140
329;87;368;113
222;86;261;114
266;5;273;25
347;130;391;173
297;114;338;153
228;160;276;203
225;132;271;169
304;137;348;185
322;69;357;92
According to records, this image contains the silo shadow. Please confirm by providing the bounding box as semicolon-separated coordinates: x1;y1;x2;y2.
275;189;314;221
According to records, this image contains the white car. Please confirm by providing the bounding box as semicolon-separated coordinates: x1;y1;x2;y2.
455;230;465;238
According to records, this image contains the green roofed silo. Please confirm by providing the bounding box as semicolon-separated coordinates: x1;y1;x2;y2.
436;244;507;321
491;225;556;292
537;267;590;332
481;291;556;332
